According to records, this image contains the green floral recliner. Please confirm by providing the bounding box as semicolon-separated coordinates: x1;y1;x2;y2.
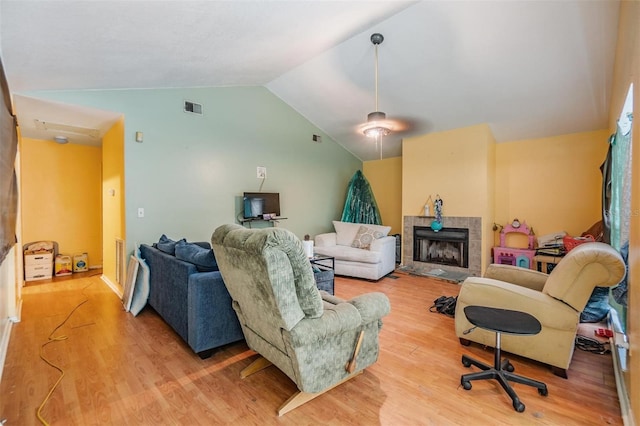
211;224;391;415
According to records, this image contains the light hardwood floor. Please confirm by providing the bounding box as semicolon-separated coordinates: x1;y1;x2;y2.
1;271;622;425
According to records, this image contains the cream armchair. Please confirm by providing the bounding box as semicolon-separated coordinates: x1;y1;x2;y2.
455;242;625;377
211;224;391;415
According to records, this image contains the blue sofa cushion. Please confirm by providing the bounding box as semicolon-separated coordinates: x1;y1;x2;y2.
175;240;218;272
157;234;185;255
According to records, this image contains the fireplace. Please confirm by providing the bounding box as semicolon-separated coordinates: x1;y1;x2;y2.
413;226;469;268
403;216;482;278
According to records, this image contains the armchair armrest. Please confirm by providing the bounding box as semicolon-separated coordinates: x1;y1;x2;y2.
288;302;362;346
348;292;391;324
370;235;395;252
315;232;337;247
456;277;578;330
289;292;390;346
484;263;548;291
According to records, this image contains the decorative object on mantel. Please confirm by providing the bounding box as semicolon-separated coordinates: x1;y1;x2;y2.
424;195;433;217
431;194;443;232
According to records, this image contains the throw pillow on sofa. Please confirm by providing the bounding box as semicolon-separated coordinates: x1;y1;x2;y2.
156;234;185;255
332;221;391;247
351;225;386;250
175;240;218;272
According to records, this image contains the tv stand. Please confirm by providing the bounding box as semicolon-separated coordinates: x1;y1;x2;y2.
239;217;287;228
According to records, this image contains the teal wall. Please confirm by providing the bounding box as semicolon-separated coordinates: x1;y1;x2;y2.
25;86;361;252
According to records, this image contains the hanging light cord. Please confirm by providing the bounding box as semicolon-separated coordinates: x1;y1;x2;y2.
374;42;382;160
374;43;379;112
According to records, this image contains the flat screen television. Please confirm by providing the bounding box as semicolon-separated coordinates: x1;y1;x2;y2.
243;192;281;219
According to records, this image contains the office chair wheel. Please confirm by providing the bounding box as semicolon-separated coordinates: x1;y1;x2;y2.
461;380;472;390
538;387;548;397
462;357;471;368
513;399;525;412
505;361;514;372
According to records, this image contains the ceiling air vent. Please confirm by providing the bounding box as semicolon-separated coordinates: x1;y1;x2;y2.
184;101;203;115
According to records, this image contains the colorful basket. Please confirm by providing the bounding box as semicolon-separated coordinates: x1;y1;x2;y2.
563;234;595;252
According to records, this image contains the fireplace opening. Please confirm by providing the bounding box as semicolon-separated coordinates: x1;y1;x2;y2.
413;226;469;268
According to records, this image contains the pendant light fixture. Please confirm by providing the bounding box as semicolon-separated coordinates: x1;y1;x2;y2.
362;33;391;159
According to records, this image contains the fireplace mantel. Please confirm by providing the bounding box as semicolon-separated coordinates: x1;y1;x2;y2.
403;216;482;277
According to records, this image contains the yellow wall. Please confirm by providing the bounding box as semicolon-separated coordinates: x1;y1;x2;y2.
402;124;496;270
101;118;125;287
495;130;609;238
608;1;639;422
20;138;102;268
373;125;607;272
363;156;402;234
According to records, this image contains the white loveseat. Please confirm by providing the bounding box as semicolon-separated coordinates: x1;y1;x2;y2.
314;221;396;281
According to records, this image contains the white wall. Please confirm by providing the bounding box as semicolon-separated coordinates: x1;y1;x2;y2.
0;246;19;382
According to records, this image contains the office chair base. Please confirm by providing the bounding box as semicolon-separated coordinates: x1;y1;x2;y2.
461;354;548;412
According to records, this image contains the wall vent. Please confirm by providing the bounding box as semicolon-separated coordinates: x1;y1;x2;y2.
184;101;203;115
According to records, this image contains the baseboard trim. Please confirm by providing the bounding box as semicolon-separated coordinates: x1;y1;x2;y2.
100;274;122;298
0;319;13;384
609;310;634;426
611;339;634;426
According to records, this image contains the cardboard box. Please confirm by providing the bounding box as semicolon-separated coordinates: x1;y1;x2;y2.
55;255;73;276
73;253;88;272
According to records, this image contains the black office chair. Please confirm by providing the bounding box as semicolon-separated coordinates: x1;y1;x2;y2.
460;305;548;412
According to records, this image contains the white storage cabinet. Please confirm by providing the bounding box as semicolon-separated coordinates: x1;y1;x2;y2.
24;252;54;281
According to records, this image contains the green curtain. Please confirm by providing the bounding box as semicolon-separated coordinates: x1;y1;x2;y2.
609;118;632;250
340;170;382;225
607;110;632;331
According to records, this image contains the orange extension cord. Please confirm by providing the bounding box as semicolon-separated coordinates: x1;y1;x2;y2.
36;284;93;426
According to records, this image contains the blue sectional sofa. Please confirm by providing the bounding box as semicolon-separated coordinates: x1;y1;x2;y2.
139;238;244;358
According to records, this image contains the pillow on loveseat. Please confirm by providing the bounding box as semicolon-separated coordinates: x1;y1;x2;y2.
156;234;186;255
332;221;391;247
175;240;218;272
351;225;387;250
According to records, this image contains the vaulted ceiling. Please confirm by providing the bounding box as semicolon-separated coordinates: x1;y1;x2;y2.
0;1;620;160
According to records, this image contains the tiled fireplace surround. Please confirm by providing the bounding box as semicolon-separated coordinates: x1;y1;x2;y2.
403;216;482;278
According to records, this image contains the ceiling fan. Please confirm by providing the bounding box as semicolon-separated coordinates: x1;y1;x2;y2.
358;33;409;159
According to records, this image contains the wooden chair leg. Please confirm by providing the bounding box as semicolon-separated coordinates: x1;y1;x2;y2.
240;356;273;379
277;371;363;416
346;330;364;373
